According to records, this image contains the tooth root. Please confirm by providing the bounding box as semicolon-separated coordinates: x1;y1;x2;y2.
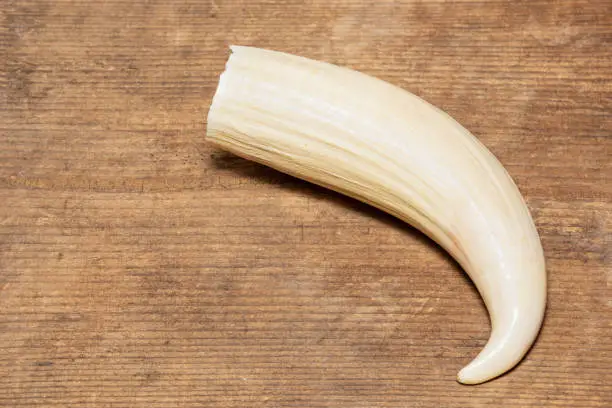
206;45;547;384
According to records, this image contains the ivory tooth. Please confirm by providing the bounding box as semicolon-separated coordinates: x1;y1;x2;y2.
206;45;547;384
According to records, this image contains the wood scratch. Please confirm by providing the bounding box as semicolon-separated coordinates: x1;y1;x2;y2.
413;297;432;315
210;0;219;13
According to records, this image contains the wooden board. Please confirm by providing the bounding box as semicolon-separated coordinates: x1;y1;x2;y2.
1;1;610;406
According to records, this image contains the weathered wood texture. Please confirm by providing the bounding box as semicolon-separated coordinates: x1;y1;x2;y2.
1;1;610;407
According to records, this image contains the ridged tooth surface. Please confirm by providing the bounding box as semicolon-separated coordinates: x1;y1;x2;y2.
206;45;547;384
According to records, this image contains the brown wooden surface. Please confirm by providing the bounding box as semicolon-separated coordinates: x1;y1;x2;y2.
1;1;611;407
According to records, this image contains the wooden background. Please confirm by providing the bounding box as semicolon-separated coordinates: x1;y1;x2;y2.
1;1;610;406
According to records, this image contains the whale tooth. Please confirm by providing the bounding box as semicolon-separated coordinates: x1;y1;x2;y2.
206;45;547;384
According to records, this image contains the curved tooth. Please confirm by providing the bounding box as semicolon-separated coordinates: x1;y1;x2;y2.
206;45;547;384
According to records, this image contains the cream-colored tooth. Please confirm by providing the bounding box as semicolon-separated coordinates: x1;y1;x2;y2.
206;45;547;384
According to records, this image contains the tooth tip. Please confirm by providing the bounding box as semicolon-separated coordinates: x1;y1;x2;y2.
456;366;486;385
455;344;511;385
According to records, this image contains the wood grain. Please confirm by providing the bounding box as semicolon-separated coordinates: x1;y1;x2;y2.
1;0;610;406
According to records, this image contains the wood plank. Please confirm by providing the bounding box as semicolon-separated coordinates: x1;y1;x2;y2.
1;1;610;406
